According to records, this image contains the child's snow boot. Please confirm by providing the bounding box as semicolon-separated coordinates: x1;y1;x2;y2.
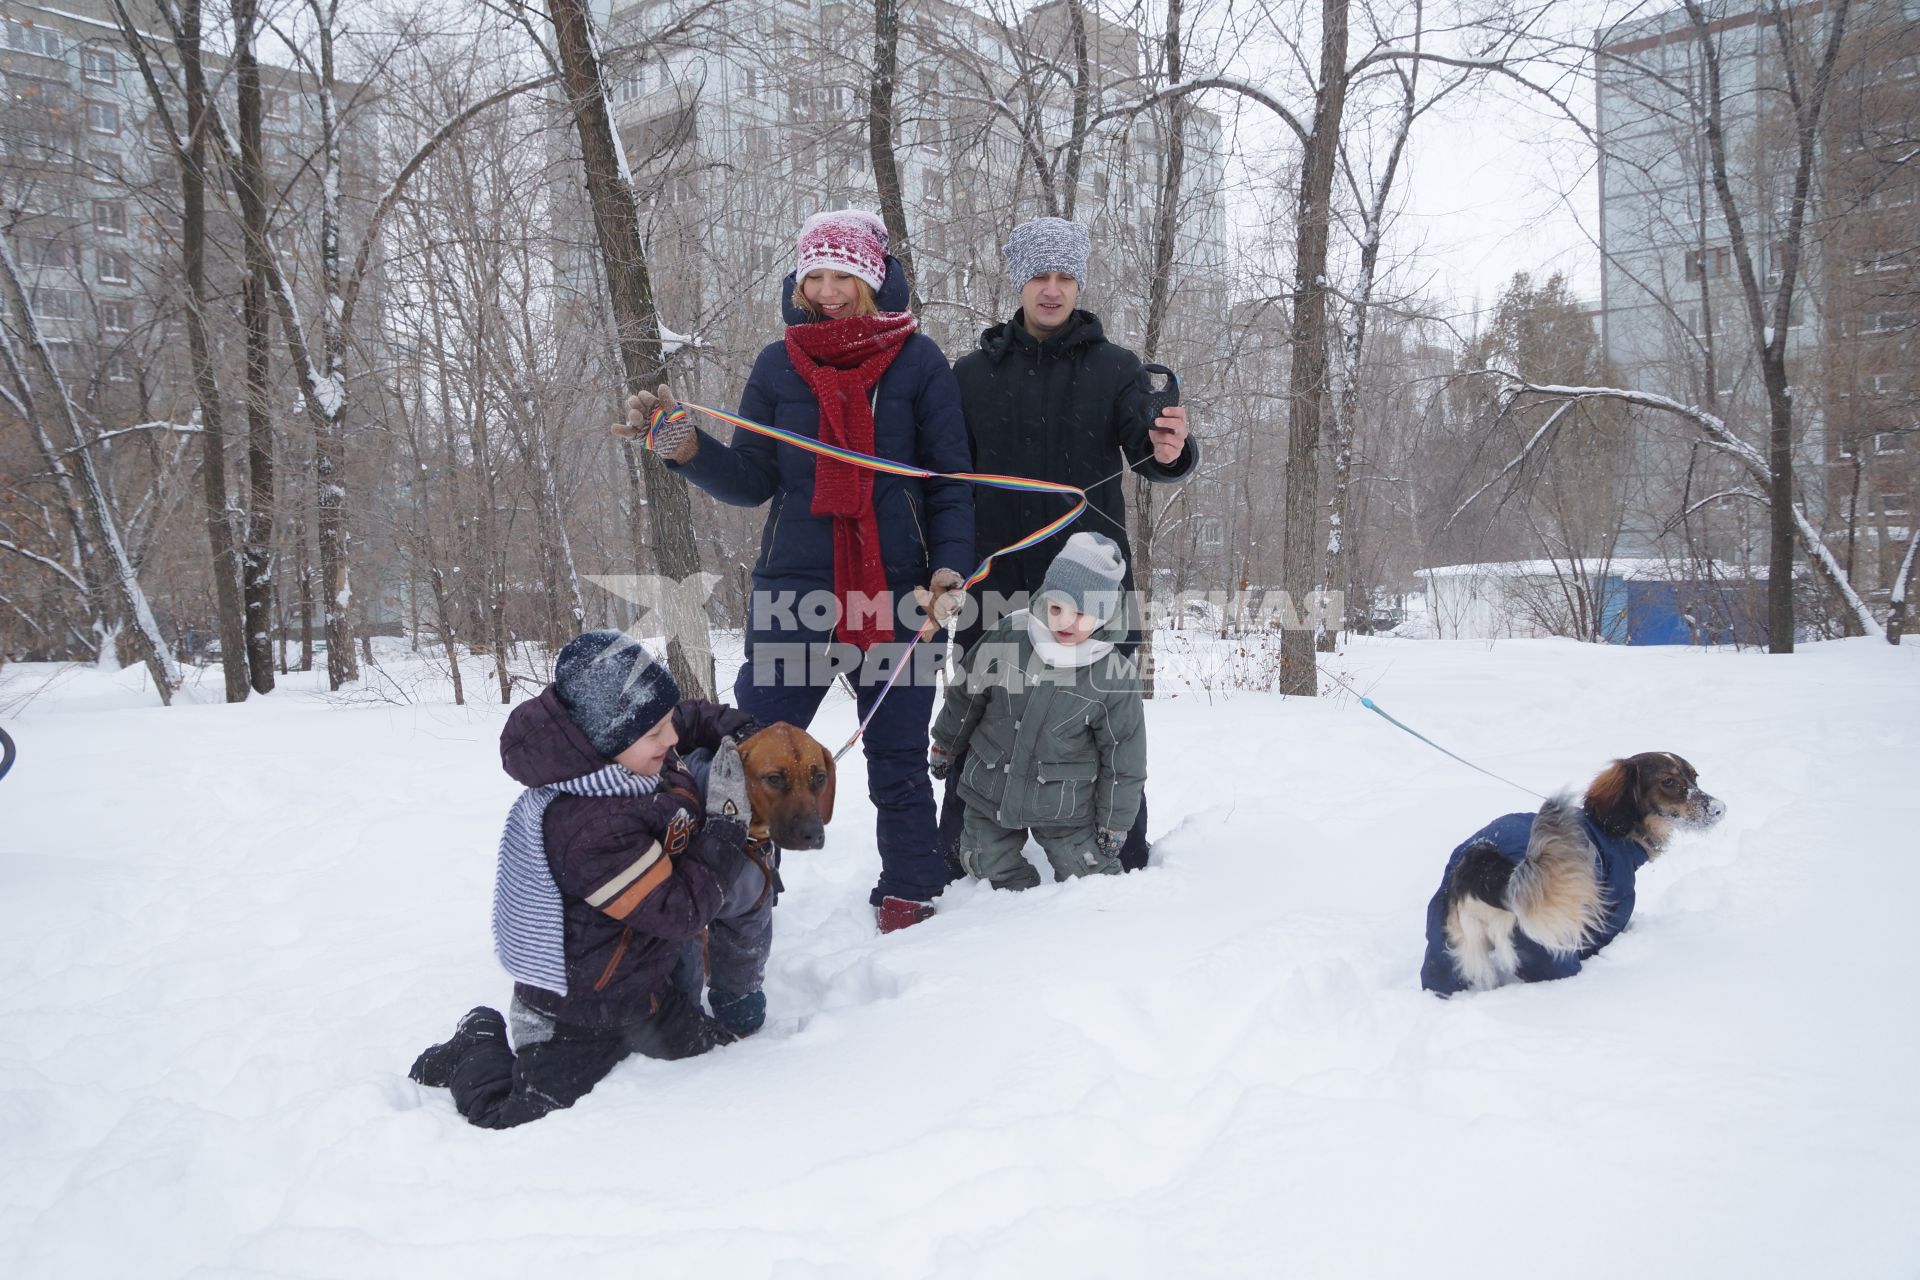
708;988;767;1037
876;895;936;933
409;1006;507;1087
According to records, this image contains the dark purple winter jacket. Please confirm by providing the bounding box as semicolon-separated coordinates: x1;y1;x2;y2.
499;687;756;1028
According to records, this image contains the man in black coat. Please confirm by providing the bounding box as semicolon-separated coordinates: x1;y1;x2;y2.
940;216;1197;872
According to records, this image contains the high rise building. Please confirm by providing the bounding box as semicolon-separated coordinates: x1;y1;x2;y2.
1594;0;1916;599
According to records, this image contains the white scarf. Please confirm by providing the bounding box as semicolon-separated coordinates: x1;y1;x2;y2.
1019;608;1113;669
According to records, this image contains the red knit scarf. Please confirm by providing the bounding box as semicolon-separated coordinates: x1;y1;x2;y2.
785;311;918;650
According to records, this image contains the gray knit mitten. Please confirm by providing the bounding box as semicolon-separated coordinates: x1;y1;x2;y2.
706;739;749;828
624;384;695;462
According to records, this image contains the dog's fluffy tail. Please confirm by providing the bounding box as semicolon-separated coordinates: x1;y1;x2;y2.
1506;796;1606;955
1444;852;1524;991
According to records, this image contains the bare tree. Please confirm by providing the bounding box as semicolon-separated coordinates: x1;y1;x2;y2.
0;234;180;699
544;0;711;695
1681;0;1855;650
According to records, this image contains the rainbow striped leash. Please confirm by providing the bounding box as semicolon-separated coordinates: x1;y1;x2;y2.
648;401;1088;760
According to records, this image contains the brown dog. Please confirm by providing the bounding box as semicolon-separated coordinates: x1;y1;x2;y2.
736;722;836;851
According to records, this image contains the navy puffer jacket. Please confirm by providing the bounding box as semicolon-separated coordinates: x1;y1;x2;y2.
667;258;974;596
1419;809;1648;996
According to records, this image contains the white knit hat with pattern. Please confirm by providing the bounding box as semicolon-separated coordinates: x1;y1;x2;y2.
795;209;889;291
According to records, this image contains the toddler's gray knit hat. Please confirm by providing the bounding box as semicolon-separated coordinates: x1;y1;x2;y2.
1037;532;1128;625
1004;216;1091;291
554;630;682;758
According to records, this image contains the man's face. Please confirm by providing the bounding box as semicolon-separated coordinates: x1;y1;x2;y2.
1020;271;1080;335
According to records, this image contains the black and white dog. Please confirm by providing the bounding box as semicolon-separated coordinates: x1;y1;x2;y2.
1421;753;1726;995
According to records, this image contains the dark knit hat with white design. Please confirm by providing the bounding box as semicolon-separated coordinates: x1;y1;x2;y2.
1004;216;1091;290
554;630;683;758
1037;532;1128;625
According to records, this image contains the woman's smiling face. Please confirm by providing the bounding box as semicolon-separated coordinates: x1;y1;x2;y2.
801;270;862;319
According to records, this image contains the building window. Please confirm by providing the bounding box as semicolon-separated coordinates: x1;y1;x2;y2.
100;299;133;332
31;286;81;320
96;249;131;284
86;101;122;135
3;18;63;58
924;169;946;207
1883;494;1912;519
105;352;135;383
265;89;289;120
32;238;79;269
1685;246;1734;279
93;200;127;234
1854;254;1904;275
1860;312;1904;334
81;47;117;84
1876;432;1911;454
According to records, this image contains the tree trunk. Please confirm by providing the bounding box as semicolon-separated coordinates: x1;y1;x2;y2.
177;0;250;703
234;0;277;694
1131;0;1190;698
547;0;710;696
1888;528;1918;645
1278;0;1351;696
1683;0;1854;652
868;0;920;311
308;4;357;689
298;517;314;672
1060;0;1092;218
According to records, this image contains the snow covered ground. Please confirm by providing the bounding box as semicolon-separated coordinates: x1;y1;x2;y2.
3;635;1917;1279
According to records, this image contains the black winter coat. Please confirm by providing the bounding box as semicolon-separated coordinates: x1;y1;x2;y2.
950;309;1198;641
499;689;756;1028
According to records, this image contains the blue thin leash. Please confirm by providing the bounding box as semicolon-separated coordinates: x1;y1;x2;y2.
1317;665;1546;801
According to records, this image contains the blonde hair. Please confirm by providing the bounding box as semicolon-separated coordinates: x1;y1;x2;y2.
791;274;880;319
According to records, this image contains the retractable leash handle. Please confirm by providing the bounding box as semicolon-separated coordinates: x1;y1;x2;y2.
1140;363;1181;421
0;726;14;782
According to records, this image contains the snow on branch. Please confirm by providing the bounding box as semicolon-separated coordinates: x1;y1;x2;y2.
1440;396;1576;532
61;421;205;454
0;539;86;592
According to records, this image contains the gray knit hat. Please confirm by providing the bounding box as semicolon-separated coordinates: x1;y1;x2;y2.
1004;216;1091;290
1037;532;1128;625
553;630;683;758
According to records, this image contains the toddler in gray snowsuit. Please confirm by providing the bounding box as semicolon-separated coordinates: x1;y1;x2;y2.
929;532;1147;889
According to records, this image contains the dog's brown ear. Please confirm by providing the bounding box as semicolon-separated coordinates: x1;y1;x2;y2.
816;742;836;825
1585;759;1639;837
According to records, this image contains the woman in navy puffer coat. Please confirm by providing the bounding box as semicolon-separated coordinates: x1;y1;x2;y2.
628;211;974;932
